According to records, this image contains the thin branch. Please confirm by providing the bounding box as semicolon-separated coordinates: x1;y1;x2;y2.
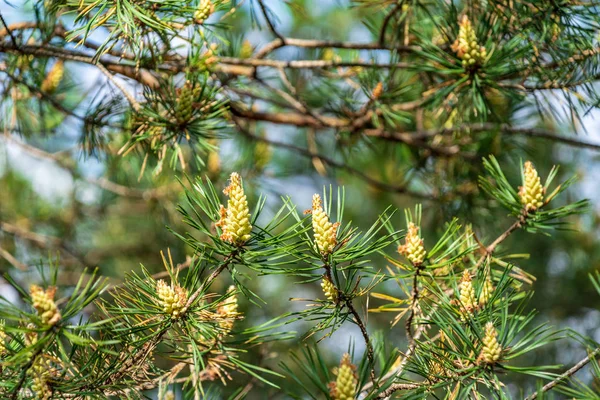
257;0;285;42
230;99;422;129
405;269;420;347
0;221;90;268
0;244;27;271
379;1;405;46
346;297;379;388
254;37;419;59
218;56;411;69
524;348;600;400
0;11;18;48
365;123;600;151
376;382;422;399
96;62;141;112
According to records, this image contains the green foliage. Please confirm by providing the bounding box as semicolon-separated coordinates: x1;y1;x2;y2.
2;0;600;398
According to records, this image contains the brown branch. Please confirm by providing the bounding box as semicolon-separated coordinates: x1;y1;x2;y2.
524;348;600;400
346;297;379;388
257;0;285;42
475;212;527;269
218;56;411;69
379;1;405;46
405;269;420;347
376;382;422;398
183;250;238;311
0;11;18;48
0;244;27;271
365;123;600;151
230;99;422;130
254;37;420;59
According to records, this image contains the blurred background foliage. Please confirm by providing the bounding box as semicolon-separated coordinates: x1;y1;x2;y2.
2;0;600;397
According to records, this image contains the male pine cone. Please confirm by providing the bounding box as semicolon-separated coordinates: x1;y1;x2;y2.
479;322;502;364
217;173;252;245
156;280;188;319
479;277;494;307
398;222;426;266
329;353;357;400
194;0;214;23
451;16;487;69
519;161;545;211
311;194;338;255
458;270;476;317
217;285;239;333
30;285;61;326
321;277;337;302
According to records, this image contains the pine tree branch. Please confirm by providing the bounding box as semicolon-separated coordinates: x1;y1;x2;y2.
346;297;379;388
364;210;529;395
95;62;141;112
405;269;421;348
0;11;18;49
376;382;422;398
379;1;405;45
101;250;239;390
365;124;600;150
254;37;419;59
257;0;285;43
524;348;600;400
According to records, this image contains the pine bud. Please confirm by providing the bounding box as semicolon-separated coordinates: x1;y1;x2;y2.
311;194;339;255
217;285;238;333
240;40;254;58
321;277;337;302
41;60;64;94
479;277;494;307
30;285;61;326
194;0;214;23
479;322;502;364
458;270;476;318
451;16;487;69
519;161;545;212
329;353;357;400
176;80;194;123
397;222;426;266
216;173;252;245
156;280;188;319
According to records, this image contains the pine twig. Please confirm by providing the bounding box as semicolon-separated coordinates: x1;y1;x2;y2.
524;348;600;400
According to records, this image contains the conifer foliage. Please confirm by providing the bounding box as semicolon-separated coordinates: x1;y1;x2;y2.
1;0;600;399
